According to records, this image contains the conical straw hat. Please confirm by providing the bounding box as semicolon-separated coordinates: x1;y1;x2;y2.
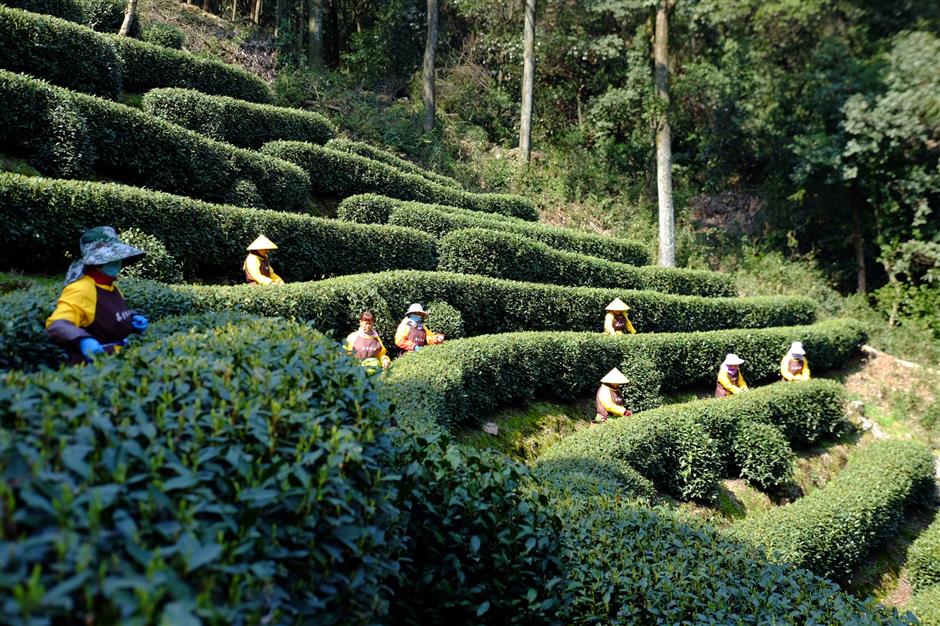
606;297;630;312
722;353;745;367
601;367;630;385
247;235;278;251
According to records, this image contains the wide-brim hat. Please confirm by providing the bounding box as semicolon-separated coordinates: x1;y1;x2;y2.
788;341;805;356
64;226;145;285
722;353;745;367
247;235;278;251
406;303;428;317
601;367;630;386
606;297;630;312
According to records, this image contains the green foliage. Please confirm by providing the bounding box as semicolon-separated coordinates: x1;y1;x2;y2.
0;283;67;370
0;173;437;283
533;455;657;502
143;88;337;149
384;321;862;432
337;193;651;265
733;421;795;490
1;0;83;22
0;6;272;102
0;72;309;211
908;584;940;626
118;228;183;284
733;440;936;580
33;99;95;178
261;140;539;220
908;513;940;591
140;22;185;49
424;300;464;340
326;138;462;189
543;491;916;625
0;5;122;98
438;228;736;297
76;0;123;32
0;319;404;623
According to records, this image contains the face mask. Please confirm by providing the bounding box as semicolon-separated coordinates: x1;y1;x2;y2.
409;314;423;323
100;260;122;277
727;366;738;375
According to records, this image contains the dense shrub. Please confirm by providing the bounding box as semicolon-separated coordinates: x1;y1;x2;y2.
77;0;123;31
33;98;95;177
424;300;465;339
384;321;862;432
533;456;657;501
118;228;184;283
733;421;795;490
143;88;337;148
438;228;735;297
140;22;184;49
0;5;122;98
909;584;940;626
0;283;67;370
326;138;463;189
1;0;83;22
733;440;936;580
338;193;651;265
0;7;272;102
908;513;940;591
0;174;435;283
261;140;539;220
544;491;916;625
0;72;309;211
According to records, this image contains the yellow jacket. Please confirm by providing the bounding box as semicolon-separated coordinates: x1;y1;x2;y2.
604;312;636;335
596;385;627;417
780;355;811;381
45;274;136;361
343;330;391;368
244;253;284;285
394;318;442;352
717;366;748;395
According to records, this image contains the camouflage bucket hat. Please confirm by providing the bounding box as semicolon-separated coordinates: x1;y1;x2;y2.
64;226;146;285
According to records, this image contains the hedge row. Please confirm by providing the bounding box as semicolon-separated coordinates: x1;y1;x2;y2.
541;489;916;625
0;318;566;623
438;228;736;297
909;513;940;591
337;193;651;266
0;6;272;101
539;381;846;501
0;71;308;210
5;0;128;32
384;320;865;431
0;173;436;283
0;271;818;374
732;439;936;580
325;138;463;189
142;87;337;148
909;585;940;626
261;140;539;221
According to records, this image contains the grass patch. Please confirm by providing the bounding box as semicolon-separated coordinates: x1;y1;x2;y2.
0;152;41;177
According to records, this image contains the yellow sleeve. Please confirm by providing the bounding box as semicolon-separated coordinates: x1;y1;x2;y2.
343;332;356;355
781;355;795;381
738;373;748;391
603;313;616;335
625;316;637;334
376;337;391;366
717;369;742;395
425;327;442;344
244;255;273;285
269;266;284;284
45;278;96;329
394;320;411;350
599;386;626;416
802;361;810;380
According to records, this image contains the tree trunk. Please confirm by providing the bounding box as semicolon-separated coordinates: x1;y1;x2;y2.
307;0;323;66
519;0;536;161
654;0;675;267
851;202;867;294
231;0;237;22
118;0;137;35
422;0;439;133
251;0;262;23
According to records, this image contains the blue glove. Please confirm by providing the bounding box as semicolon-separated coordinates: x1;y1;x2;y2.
413;345;422;352
131;315;148;332
79;337;104;359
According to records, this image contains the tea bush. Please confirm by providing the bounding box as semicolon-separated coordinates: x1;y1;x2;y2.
337;193;651;265
0;6;272;102
438;228;735;297
261;140;538;220
326;138;463;189
140;23;184;49
733;439;936;580
908;584;940;626
143;88;337;148
0;72;307;211
908;513;940;591
733;421;795;490
0;173;436;283
118;228;184;284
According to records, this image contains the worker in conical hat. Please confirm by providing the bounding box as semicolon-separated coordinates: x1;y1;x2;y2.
715;353;748;398
244;235;284;285
45;226;149;364
603;297;636;335
394;303;444;353
595;367;632;423
344;310;392;372
780;341;811;382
